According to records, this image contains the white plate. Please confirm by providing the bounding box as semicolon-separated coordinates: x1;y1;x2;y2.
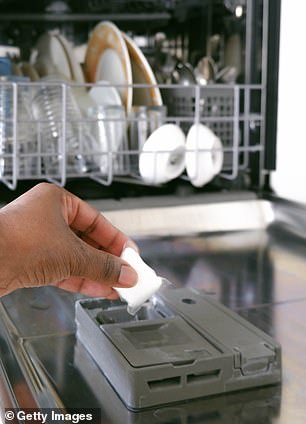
73;86;96;117
186;123;224;187
31;31;72;80
122;32;162;107
73;43;87;64
139;123;186;185
89;80;122;107
84;21;132;113
55;33;85;83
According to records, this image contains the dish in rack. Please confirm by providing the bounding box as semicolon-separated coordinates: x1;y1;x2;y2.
84;21;133;113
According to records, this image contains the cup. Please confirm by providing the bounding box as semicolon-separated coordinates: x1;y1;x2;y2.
139;123;186;185
185;123;224;187
0;57;12;76
129;105;167;174
87;104;129;176
17;84;39;178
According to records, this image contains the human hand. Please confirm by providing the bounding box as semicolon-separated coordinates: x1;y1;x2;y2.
0;183;138;298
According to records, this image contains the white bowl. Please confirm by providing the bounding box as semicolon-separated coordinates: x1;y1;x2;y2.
186;123;224;187
139;123;186;185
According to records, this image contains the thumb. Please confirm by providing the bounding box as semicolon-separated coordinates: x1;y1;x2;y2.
70;240;138;288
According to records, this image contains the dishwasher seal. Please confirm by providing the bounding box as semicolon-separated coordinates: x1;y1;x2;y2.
75;286;281;410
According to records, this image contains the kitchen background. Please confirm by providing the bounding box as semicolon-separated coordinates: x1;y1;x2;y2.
271;0;306;204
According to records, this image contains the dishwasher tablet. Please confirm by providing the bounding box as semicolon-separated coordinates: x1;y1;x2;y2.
115;247;163;315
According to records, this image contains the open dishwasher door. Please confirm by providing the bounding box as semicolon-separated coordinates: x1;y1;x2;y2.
2;193;303;424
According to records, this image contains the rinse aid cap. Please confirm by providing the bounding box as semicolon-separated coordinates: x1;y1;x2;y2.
115;247;163;315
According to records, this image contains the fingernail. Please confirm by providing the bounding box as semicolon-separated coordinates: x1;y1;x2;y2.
123;239;139;253
118;265;138;287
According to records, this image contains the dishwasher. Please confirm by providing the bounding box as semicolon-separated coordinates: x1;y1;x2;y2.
1;1;305;423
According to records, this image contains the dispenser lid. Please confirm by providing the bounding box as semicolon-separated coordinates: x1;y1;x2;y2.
101;316;221;367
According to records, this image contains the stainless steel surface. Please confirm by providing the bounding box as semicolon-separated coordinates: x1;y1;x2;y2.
0;197;306;422
171;62;197;85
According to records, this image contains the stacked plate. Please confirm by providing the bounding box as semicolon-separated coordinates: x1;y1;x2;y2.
30;30;85;83
26;24;224;187
84;21;162;113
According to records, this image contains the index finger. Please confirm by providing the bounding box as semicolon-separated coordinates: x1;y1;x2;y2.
62;190;129;256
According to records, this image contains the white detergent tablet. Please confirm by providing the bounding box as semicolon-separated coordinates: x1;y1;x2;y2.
116;247;163;315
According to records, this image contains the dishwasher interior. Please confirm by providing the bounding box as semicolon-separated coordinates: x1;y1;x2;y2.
0;0;278;198
2;1;303;423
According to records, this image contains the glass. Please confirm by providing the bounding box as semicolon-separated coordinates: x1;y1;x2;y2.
87;104;129;176
0;77;37;182
129;105;167;174
31;75;98;177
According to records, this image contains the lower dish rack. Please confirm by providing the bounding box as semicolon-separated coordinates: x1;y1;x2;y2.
0;80;265;190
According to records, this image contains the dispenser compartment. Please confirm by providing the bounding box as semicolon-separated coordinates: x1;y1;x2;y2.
75;287;281;410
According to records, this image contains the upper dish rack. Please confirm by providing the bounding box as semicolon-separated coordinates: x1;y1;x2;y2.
0;79;264;191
